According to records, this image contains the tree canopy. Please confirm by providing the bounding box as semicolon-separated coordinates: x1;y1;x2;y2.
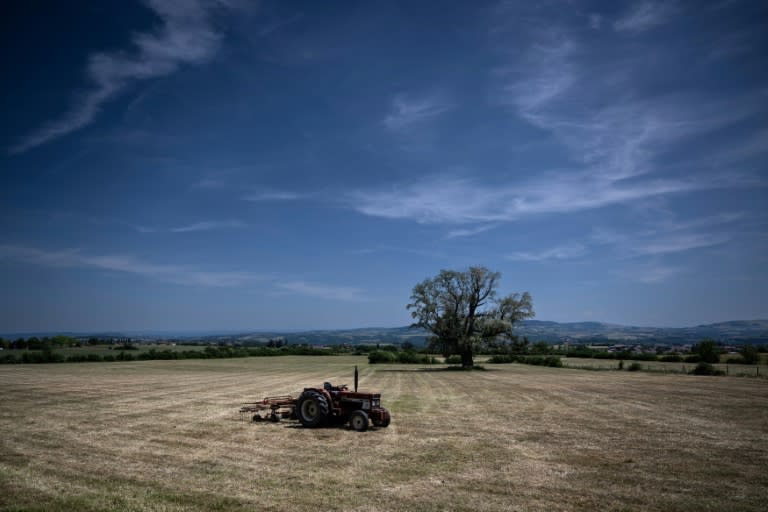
407;266;534;367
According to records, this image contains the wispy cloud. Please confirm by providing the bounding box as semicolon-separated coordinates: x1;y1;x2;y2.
701;128;768;166
243;191;304;201
619;263;684;284
0;244;261;287
192;178;227;189
190;167;250;190
507;244;586;262
276;281;365;301
349;174;728;225
347;245;444;259
499;60;760;184
474;6;765;238
488;2;765;195
382;92;453;131
444;224;499;239
613;1;677;33
496;35;576;115
656;212;745;233
9;0;237;154
258;13;303;37
0;244;372;299
708;26;759;60
170;219;246;233
590;212;742;257
632;233;729;256
134;219;246;233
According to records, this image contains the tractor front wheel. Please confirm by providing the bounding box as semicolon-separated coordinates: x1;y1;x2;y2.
349;410;369;432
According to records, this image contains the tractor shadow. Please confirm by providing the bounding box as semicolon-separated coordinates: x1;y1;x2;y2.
282;423;386;431
246;417;386;431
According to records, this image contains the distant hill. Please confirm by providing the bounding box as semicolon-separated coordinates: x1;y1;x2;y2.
192;326;430;346
4;320;767;345
516;319;768;343
183;319;768;346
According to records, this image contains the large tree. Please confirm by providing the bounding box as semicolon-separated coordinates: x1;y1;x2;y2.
407;266;534;367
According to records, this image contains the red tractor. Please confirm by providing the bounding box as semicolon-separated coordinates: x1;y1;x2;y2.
241;367;391;432
295;381;391;431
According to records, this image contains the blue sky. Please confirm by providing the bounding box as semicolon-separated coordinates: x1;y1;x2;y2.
1;0;767;332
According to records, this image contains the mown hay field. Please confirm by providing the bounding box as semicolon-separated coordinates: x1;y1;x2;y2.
1;356;767;511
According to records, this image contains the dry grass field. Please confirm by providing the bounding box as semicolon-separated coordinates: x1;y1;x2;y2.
1;356;767;511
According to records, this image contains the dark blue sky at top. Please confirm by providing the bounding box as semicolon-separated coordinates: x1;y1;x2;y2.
1;0;767;332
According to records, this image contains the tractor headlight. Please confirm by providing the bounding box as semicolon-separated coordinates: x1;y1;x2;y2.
372;399;380;408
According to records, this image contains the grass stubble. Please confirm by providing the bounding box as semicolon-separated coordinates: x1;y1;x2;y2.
1;356;766;511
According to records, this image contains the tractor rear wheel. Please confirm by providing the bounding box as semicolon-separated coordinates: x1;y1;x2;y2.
349;410;369;432
296;391;329;428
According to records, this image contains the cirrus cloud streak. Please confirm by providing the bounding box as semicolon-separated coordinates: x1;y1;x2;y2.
0;244;262;287
9;0;234;154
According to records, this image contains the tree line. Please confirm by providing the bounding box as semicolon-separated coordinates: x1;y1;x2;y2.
0;344;346;365
507;339;762;365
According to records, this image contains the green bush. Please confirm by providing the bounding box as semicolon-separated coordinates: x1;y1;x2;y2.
0;353;18;364
19;351;64;363
396;351;435;364
444;355;462;365
660;354;682;362
368;350;397;364
690;362;724;376
396;351;417;363
368;350;435;364
565;347;596;358
627;362;642;372
740;344;760;365
520;355;563;367
488;354;517;364
487;354;562;367
116;351;135;361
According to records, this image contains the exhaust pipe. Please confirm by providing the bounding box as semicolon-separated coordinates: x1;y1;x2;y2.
354;365;358;392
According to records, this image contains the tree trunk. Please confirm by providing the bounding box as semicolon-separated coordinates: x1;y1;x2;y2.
461;348;474;368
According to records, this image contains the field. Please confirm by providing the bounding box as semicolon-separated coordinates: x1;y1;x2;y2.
1;357;767;511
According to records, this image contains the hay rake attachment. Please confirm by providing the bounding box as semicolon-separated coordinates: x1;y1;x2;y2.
239;395;296;422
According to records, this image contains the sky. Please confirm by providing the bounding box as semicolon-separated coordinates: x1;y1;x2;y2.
1;0;767;333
